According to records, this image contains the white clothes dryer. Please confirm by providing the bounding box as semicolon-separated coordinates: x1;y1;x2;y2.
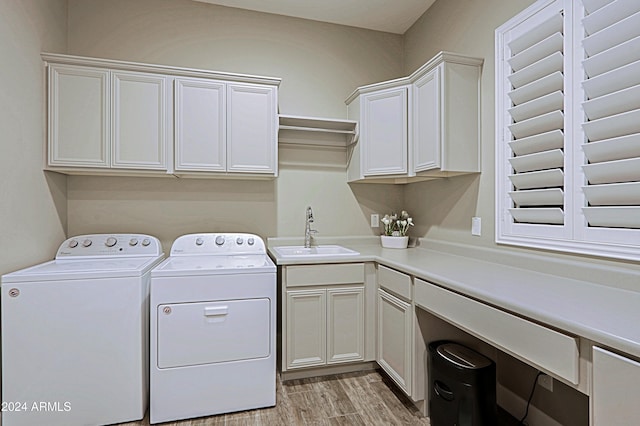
1;234;164;426
149;233;276;424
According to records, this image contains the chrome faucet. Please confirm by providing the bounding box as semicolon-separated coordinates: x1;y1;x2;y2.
304;206;317;248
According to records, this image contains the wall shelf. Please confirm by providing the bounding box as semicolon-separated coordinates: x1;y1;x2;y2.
278;114;358;147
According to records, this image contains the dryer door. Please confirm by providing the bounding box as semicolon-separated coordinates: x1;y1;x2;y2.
157;298;271;368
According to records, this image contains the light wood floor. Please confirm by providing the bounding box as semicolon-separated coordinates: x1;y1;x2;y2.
118;370;430;425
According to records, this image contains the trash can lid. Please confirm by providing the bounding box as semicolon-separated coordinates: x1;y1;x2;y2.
436;343;493;369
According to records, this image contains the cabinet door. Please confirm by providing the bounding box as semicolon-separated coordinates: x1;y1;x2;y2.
48;64;109;168
327;287;365;364
286;289;326;369
413;66;441;172
112;71;168;170
378;288;412;395
592;346;640;425
361;87;408;176
174;78;226;172
227;83;277;174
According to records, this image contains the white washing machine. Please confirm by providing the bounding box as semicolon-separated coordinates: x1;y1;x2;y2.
149;233;276;424
1;234;164;426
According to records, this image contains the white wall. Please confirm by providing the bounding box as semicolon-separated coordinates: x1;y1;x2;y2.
0;0;67;275
65;0;405;248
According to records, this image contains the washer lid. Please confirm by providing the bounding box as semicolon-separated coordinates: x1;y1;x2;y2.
2;256;164;283
151;254;275;277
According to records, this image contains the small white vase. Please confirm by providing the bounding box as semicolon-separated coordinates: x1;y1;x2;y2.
380;235;409;249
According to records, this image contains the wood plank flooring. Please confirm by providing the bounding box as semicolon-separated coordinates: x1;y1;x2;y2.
118;370;430;425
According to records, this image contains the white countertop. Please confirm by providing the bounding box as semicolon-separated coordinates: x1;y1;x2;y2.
268;240;640;360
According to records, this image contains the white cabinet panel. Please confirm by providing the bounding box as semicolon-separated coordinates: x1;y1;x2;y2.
592;346;640;425
112;71;168;170
174;78;226;172
327;287;365;364
361;87;408;176
48;64;109;168
227;83;277;174
378;288;412;395
286;289;326;369
413;67;440;172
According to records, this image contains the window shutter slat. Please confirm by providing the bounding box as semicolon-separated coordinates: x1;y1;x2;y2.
509;188;564;206
508;71;563;105
509;129;564;156
509;32;564;72
581;1;640;230
508;51;563;88
582;0;613;15
509;169;564;190
508;91;564;122
509;208;564;225
582;2;640;34
582;11;640;56
582;84;640;120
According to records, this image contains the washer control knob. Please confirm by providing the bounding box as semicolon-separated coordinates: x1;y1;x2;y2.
129;238;138;246
236;237;244;245
195;237;204;246
215;235;225;246
68;239;79;248
82;239;92;247
141;238;151;247
247;237;255;246
105;237;117;247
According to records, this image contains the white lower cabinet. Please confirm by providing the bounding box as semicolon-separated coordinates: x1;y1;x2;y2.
286;286;364;369
377;288;412;395
591;346;640;425
283;263;366;372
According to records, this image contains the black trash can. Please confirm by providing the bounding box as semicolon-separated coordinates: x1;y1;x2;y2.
428;341;497;426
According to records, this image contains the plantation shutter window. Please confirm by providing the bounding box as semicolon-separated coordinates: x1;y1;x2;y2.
496;0;640;261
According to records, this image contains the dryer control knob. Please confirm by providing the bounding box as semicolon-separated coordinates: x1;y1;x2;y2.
236;237;244;245
82;239;92;247
129;238;138;246
141;238;151;247
196;237;204;246
105;237;117;247
247;237;255;246
68;239;79;248
215;235;225;246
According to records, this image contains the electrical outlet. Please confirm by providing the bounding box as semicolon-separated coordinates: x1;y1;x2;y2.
538;374;553;392
371;214;379;228
471;217;481;236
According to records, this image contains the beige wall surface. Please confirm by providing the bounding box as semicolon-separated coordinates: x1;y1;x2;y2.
64;0;405;247
0;0;67;275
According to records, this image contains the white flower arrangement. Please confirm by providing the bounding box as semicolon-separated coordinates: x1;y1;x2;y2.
380;210;414;236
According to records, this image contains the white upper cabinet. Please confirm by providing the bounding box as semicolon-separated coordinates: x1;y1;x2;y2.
112;71;168;170
360;86;408;176
174;78;226;172
346;52;483;184
226;83;277;174
43;53;280;178
174;80;277;176
48;64;109;168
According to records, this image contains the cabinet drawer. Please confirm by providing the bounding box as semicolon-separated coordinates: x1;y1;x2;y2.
286;263;364;287
414;279;579;384
378;265;411;300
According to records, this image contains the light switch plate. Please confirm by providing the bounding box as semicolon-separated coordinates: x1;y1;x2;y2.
371;214;379;228
472;217;481;236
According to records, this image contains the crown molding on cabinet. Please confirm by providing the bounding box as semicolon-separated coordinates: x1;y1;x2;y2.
41;53;282;86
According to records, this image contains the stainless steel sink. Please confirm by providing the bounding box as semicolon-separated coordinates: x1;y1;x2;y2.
272;245;360;258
